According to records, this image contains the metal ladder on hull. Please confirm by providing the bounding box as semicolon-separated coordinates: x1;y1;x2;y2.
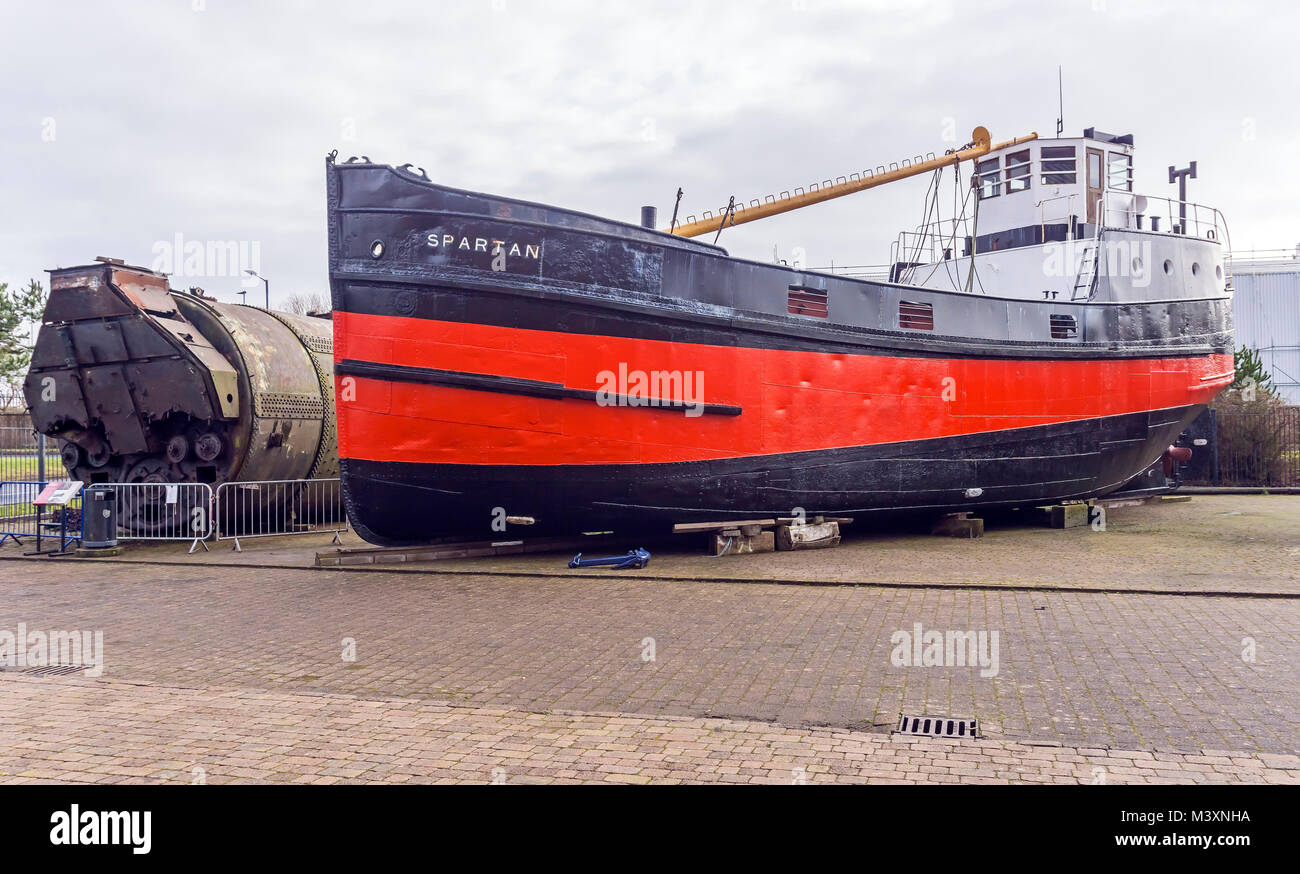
1071;235;1100;300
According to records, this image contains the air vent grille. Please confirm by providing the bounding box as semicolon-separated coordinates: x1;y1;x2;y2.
1050;313;1078;339
788;286;828;318
253;392;325;420
899;300;934;331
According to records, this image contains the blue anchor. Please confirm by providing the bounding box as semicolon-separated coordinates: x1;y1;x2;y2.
568;548;651;570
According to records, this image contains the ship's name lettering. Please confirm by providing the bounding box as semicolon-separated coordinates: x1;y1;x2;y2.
427;233;540;259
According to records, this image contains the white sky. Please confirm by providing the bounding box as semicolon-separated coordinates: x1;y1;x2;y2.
2;0;1297;307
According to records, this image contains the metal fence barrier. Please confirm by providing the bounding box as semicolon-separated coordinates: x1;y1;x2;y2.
0;480;82;548
90;481;215;553
1182;406;1300;487
0;425;62;485
215;478;347;551
1215;408;1300;487
2;473;347;555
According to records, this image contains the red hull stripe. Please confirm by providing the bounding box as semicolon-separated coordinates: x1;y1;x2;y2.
334;311;1233;467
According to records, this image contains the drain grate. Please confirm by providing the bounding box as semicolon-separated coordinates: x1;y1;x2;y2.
896;715;978;739
3;664;92;677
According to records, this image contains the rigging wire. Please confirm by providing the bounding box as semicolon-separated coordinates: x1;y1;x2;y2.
902;167;943;280
917;158;974;292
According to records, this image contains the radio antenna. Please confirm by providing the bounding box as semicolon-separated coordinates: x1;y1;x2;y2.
1056;66;1064;137
669;187;683;233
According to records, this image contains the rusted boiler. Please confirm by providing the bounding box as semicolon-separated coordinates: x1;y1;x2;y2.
23;259;337;518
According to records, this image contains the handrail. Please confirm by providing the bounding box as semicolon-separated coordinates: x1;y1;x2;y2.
1035;192;1078;241
1095;190;1228;244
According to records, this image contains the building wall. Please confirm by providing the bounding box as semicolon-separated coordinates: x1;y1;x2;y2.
1232;263;1300;404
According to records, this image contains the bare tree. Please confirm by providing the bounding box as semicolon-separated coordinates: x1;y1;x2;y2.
283;292;331;316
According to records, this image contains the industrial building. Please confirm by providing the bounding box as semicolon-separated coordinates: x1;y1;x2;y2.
1232;248;1300;403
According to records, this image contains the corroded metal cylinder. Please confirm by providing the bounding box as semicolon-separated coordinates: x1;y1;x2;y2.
172;296;337;484
23;259;337;531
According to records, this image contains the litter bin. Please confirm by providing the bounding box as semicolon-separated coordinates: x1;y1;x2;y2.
82;486;118;549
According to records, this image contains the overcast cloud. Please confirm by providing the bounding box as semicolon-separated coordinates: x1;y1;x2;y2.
2;0;1297;306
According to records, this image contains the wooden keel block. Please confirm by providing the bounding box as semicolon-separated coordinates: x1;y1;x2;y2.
776;516;854;525
710;531;775;556
673;519;776;534
931;513;984;538
1035;503;1089;529
775;521;841;551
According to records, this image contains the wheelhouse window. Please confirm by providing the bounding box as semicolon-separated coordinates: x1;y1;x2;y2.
1088;151;1102;188
1107;151;1133;191
977;158;1000;199
1005;149;1031;194
1040;145;1076;184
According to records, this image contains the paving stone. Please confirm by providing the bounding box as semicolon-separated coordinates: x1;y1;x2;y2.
0;674;1290;785
2;496;1298;779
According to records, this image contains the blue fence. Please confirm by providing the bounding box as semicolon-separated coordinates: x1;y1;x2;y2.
0;481;82;548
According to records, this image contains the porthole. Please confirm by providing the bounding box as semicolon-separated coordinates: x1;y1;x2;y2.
370;240;385;259
1215;264;1223;280
1191;262;1200;276
1163;259;1173;275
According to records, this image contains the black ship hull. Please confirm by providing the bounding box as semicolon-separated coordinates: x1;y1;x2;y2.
326;158;1234;545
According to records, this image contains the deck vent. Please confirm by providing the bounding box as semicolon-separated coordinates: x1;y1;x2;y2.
788;285;828;318
1049;313;1078;339
898;300;934;331
895;715;978;739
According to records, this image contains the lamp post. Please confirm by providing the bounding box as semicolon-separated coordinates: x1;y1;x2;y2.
244;269;269;309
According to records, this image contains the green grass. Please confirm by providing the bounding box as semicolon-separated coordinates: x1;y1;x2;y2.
0;502;37;520
0;451;62;482
0;452;67;523
0;441;79;534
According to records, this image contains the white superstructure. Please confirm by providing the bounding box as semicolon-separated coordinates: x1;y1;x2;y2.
891;128;1231;305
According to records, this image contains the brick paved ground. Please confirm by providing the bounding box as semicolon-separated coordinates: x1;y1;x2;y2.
23;494;1299;596
438;495;1300;595
1;495;1297;782
3;675;1297;785
1;559;1297;754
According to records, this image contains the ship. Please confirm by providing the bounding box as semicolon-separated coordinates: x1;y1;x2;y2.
325;125;1234;545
